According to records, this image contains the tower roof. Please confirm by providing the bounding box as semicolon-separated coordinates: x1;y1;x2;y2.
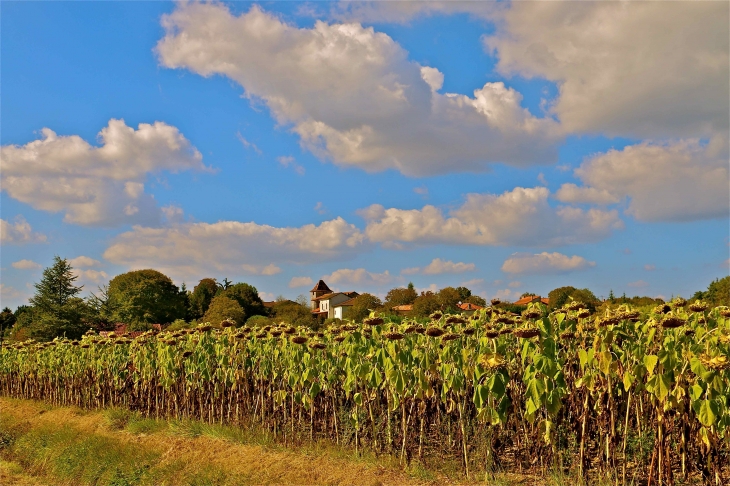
310;279;331;292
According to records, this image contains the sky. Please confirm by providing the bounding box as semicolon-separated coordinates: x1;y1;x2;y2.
1;1;728;309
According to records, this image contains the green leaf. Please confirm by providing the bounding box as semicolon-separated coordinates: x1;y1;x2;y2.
698;399;718;427
622;371;635;392
644;355;659;376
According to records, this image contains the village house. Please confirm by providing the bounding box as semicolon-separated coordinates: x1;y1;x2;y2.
310;280;359;319
512;295;550;306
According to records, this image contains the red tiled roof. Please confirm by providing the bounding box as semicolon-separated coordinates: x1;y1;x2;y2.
310;280;331;292
457;302;484;311
392;304;413;311
263;301;276;308
311;308;328;315
513;295;546;306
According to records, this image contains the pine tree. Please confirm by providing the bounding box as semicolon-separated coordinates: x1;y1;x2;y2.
28;256;87;340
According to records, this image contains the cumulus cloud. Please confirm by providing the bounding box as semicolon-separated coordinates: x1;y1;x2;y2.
555;183;620;206
501;252;596;275
75;269;109;286
0;119;208;226
278;156;305;175
422;258;475;275
241;264;282;276
103;218;365;282
69;256;101;268
332;1;499;23
322;268;392;286
156;3;559;177
12;259;41;270
362;186;623;247
561;140;729;222
485;1;728;138
289;276;315;288
0;217;47;245
0;283;27;308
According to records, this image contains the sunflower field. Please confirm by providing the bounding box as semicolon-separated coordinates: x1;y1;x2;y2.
1;299;729;485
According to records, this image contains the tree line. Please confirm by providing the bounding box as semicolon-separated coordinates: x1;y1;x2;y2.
1;255;728;342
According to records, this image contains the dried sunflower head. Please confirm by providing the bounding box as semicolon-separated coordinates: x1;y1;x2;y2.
425;327;445;337
291;336;308;345
689;300;710;313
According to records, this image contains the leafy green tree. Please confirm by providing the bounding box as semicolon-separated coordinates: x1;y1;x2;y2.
548;286;600;313
189;278;218;319
438;287;461;312
270;300;313;327
203;295;246;327
25;256;89;340
87;284;116;331
384;285;417;309
107;269;186;327
0;307;16;340
221;283;266;318
520;292;537;298
455;286;472;301
412;291;441;317
348;293;383;322
701;276;730;307
464;295;487;307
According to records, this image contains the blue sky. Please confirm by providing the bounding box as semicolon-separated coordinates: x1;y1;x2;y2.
2;1;728;308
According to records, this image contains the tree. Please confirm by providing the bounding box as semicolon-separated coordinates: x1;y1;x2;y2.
455;286;472;301
548;286;600;313
107;269;186;327
520;292;537;298
412;292;440;318
0;307;16;340
348;293;383;322
270;300;314;328
608;289;615;302
189;278;218;319
438;287;461;312
25;256;89;340
701;276;730;307
203;296;246;327
221;283;266;319
464;295;487;307
384;285;417;309
87;284;117;331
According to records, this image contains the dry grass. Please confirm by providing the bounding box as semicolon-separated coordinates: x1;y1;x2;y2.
0;398;550;486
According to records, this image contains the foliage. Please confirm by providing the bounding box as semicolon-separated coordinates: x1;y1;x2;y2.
269;300;313;328
107;270;187;326
245;315;273;328
21;256;89;341
3;299;728;483
0;307;16;340
548;286;600;313
463;295;486;307
323;317;342;328
384;285;417;309
188;278;218;320
437;287;461;312
695;275;730;307
203;296;246;327
412;292;440;317
347;293;382;322
166;319;194;331
221;283;266;320
454;286;472;301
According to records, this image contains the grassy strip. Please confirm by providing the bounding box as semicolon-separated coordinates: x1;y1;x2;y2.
0;398;454;486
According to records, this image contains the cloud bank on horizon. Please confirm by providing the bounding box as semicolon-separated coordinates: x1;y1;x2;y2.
1;1;727;308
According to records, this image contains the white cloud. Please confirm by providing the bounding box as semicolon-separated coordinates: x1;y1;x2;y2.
241;264;282;276
567;140;729;222
486;1;728;139
555;183;620;206
259;291;276;302
75;269;109;286
314;202;328;215
289;276;314;288
236;132;262;154
501;252;596;275
422;258;475;275
644;264;656;272
416;283;439;294
11;259;41;270
0;283;27;308
492;287;521;302
277;156;305;176
69;256;101;268
0;119;208;226
628;280;649;289
400;266;421;275
0;217;47;245
156;3;560;177
103;217;365;282
413;186;428;197
461;278;485;288
322;268;392;287
362;186;623;247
